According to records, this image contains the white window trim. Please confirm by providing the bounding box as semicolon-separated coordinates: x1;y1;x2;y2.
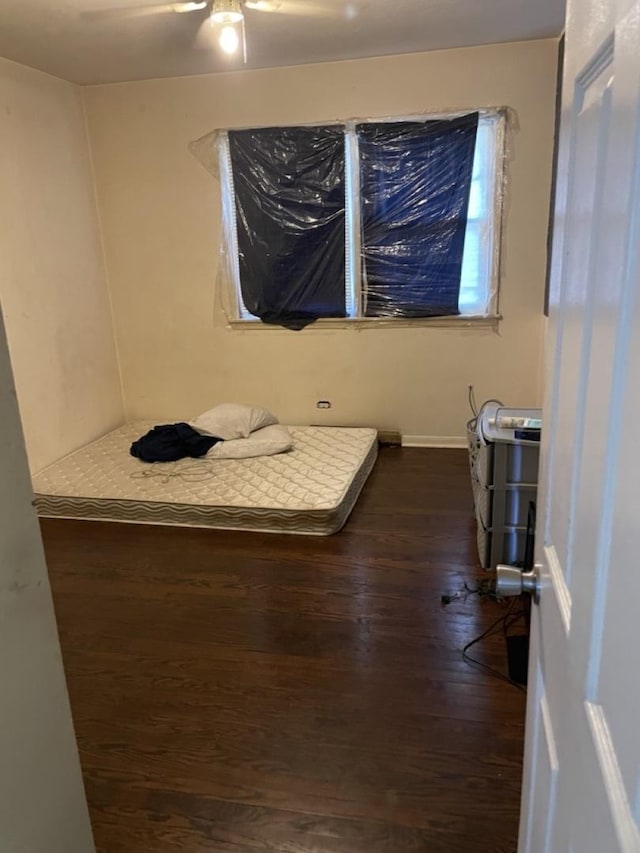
220;109;506;328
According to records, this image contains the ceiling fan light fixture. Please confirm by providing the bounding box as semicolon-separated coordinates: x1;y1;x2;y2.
218;23;240;53
210;0;244;24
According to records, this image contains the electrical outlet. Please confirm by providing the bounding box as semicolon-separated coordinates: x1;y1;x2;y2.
316;401;331;409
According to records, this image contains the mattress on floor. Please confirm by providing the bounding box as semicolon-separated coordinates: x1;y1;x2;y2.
33;422;378;535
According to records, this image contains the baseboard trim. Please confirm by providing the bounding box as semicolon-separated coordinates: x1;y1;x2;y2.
402;435;467;449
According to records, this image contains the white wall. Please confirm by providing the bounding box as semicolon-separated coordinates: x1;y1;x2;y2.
84;39;557;441
0;58;124;473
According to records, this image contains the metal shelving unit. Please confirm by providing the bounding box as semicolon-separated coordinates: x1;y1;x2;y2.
467;404;541;569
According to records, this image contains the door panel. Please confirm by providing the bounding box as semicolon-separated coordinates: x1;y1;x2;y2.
520;0;640;850
530;683;559;853
546;50;613;590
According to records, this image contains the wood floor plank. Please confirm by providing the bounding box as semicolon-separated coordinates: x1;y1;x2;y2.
42;447;526;852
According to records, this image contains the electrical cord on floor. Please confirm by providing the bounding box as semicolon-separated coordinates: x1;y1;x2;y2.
461;598;528;692
440;576;497;605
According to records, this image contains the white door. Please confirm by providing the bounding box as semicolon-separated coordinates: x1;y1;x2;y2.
0;307;94;852
517;0;640;849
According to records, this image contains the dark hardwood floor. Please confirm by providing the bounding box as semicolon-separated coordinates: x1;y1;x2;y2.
42;447;526;853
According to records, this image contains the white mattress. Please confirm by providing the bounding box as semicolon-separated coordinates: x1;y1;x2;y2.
33;423;378;535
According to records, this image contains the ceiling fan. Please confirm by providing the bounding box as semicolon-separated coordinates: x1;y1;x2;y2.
86;0;333;62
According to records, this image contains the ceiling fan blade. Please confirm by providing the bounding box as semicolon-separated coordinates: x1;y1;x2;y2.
172;1;209;11
83;1;207;22
244;0;333;17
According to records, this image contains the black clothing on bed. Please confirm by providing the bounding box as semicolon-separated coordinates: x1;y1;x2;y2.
130;423;220;463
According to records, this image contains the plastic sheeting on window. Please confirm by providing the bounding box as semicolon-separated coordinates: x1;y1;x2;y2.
190;109;509;330
229;126;347;330
457;114;504;316
357;113;479;318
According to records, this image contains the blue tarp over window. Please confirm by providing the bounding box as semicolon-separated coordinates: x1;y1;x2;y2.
228;125;346;330
357;113;479;318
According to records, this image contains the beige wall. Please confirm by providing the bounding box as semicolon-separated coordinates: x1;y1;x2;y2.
84;39;558;440
0;58;124;472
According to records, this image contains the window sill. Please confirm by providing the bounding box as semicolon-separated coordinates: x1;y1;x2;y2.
227;314;501;331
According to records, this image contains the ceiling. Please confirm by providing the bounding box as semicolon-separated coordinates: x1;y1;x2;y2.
0;0;565;86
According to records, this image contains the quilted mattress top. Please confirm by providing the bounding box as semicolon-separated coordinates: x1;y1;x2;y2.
32;422;378;513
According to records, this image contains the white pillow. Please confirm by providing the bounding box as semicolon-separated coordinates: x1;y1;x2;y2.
190;403;278;440
207;424;293;459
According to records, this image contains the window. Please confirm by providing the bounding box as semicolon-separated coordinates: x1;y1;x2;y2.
458;115;504;315
219;111;504;327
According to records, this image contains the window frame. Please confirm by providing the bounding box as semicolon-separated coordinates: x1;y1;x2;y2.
218;109;506;328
